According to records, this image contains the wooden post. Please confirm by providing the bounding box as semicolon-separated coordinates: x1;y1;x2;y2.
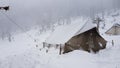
59;45;62;55
43;42;45;48
112;40;114;46
46;49;48;53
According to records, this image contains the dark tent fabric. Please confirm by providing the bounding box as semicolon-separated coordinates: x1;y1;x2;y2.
63;27;107;53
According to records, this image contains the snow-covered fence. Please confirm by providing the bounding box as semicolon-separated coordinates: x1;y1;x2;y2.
43;42;63;49
43;42;64;54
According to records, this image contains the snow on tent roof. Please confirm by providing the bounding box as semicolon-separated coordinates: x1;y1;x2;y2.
46;19;96;44
113;23;120;27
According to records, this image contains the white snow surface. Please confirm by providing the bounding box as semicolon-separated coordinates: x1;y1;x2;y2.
0;10;120;68
46;19;95;44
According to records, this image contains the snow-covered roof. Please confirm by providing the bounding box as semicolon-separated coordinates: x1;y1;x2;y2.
46;19;96;44
113;23;120;27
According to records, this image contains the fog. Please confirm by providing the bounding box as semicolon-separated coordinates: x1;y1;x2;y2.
0;0;120;36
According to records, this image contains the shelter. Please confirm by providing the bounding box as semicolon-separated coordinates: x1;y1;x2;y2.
105;23;120;35
45;19;107;53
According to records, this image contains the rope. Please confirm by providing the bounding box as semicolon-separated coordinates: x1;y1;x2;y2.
0;11;35;41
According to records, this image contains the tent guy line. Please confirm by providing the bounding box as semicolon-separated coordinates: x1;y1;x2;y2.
0;11;35;41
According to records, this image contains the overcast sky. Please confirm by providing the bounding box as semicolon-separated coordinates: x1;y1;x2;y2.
0;0;120;35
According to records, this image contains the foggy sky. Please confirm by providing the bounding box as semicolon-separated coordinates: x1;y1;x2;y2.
0;0;120;35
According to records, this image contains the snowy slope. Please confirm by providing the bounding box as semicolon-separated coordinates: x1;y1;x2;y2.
0;9;120;68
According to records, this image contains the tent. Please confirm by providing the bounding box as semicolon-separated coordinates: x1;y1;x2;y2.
105;23;120;35
45;19;107;53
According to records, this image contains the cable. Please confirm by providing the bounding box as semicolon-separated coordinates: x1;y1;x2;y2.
0;11;35;41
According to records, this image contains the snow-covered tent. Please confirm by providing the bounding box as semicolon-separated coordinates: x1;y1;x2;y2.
45;19;107;53
105;23;120;35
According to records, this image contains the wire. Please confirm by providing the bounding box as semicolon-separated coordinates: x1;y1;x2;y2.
0;11;35;41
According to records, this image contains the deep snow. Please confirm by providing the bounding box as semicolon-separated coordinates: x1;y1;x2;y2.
0;10;120;68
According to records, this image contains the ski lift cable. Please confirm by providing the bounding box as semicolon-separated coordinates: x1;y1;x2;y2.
0;11;35;41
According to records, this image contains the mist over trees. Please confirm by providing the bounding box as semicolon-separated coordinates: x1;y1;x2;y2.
0;0;120;39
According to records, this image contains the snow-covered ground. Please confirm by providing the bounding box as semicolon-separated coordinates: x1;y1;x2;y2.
0;10;120;68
